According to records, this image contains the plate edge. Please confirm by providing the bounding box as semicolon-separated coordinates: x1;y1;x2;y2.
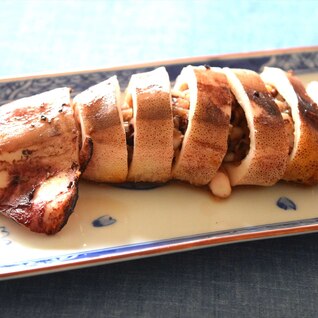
2;217;318;280
1;46;317;83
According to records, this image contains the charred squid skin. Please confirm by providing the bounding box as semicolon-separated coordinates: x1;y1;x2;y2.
79;136;93;173
31;168;81;235
49;178;79;235
0;165;81;235
38;173;80;235
0;87;82;234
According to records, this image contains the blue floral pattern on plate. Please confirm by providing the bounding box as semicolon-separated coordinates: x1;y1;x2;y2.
2;215;318;270
0;226;11;246
92;215;116;227
277;197;297;210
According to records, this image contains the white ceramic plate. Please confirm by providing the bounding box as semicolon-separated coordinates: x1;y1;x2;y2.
1;47;318;280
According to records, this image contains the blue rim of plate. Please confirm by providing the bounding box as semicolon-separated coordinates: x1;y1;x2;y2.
2;216;318;273
1;46;318;106
1;46;318;279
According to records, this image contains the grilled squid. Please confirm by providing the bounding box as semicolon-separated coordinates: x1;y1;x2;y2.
73;76;128;183
125;67;174;182
222;68;289;187
172;65;233;187
261;67;318;184
1;64;318;235
0;88;84;234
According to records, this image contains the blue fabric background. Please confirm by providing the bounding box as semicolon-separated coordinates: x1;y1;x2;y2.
1;0;317;76
1;1;318;317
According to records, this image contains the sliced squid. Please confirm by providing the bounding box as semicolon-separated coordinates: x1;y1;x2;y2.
222;68;289;186
172;65;233;186
73;76;128;183
125;67;174;182
261;67;318;184
0;88;84;234
2;65;318;236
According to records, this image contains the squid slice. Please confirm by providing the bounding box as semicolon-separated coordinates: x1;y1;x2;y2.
0;88;83;234
73;76;128;183
172;65;233;186
126;67;174;182
223;68;289;186
261;67;318;184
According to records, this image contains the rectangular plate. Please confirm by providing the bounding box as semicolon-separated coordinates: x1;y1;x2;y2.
1;47;318;280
